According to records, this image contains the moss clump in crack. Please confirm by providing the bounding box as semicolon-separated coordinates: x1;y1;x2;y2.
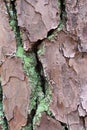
62;126;69;130
47;21;64;41
4;0;22;47
37;43;45;56
33;81;52;128
47;0;66;41
4;0;52;129
61;122;70;130
16;45;52;129
0;79;8;130
16;46;44;111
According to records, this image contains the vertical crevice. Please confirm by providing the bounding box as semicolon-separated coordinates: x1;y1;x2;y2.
80;117;86;130
59;0;67;24
4;0;22;47
32;40;46;95
4;1;51;130
0;79;9;130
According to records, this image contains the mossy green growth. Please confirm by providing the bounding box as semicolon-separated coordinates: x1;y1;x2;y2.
47;34;55;41
33;81;52;128
7;2;52;129
21;124;32;130
6;2;22;47
47;20;64;41
57;20;64;32
37;43;45;56
5;1;52;129
17;44;52;129
62;125;70;130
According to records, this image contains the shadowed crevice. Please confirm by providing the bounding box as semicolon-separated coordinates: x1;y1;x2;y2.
0;79;9;130
59;0;67;24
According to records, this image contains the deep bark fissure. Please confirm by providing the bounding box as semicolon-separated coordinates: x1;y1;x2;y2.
80;117;86;130
4;1;35;130
3;0;69;130
0;80;9;130
47;29;55;38
4;0;22;48
47;0;67;39
59;0;67;24
4;1;51;130
61;123;69;130
2;0;87;130
32;40;46;95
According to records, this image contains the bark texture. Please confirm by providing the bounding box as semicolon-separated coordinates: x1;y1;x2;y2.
0;0;87;130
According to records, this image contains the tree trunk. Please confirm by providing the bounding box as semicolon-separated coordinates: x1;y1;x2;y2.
0;0;87;130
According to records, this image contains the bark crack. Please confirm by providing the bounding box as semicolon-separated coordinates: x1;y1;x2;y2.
0;79;9;130
4;1;52;130
47;0;67;40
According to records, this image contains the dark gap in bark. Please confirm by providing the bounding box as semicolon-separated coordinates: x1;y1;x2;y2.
4;1;48;129
46;111;56;119
11;0;22;47
32;40;46;95
4;0;53;129
26;110;36;130
61;122;69;130
4;0;22;47
80;117;86;130
4;1;34;129
4;0;11;17
0;80;9;130
59;0;67;24
60;0;65;19
26;97;38;130
47;29;55;37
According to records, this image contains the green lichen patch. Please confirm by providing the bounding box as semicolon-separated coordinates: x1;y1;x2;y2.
47;20;64;41
21;124;32;130
33;82;52;128
47;0;66;41
17;47;44;110
5;0;22;47
47;34;55;41
37;43;45;56
16;45;52;129
57;20;64;32
5;1;52;129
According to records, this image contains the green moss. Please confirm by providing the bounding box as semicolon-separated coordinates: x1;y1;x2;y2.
62;125;70;130
47;0;65;41
47;20;64;41
22;124;32;130
5;1;52;129
16;44;52;129
16;45;45;111
16;46;24;58
48;34;55;40
37;43;45;56
57;20;64;32
33;82;52;128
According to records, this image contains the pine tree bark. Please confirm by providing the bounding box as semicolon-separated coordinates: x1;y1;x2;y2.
0;0;87;130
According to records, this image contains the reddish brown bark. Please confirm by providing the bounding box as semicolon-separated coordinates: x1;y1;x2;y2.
0;0;87;130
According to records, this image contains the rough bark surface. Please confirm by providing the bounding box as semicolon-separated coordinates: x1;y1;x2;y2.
16;0;60;42
35;113;62;130
0;0;87;130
